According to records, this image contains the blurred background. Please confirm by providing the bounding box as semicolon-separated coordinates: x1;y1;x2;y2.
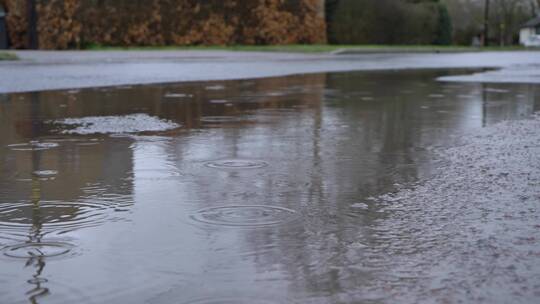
0;0;538;50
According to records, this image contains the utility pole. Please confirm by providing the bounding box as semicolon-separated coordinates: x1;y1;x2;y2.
483;0;490;46
27;0;38;49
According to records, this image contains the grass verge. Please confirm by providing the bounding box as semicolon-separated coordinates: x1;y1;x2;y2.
0;52;18;60
84;44;533;54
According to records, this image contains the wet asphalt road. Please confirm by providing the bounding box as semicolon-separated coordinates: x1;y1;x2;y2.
0;50;540;93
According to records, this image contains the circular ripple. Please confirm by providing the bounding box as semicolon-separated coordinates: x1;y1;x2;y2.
200;116;242;123
204;159;268;170
2;242;74;259
7;142;59;151
0;199;124;237
127;169;183;181
185;298;280;304
27;278;49;284
191;205;299;227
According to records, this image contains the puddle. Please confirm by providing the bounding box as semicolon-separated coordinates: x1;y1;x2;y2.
204;159;268;169
2;242;74;259
190;206;299;227
0;69;539;304
51;114;180;134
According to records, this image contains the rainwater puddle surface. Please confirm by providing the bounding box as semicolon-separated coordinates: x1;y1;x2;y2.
0;69;538;304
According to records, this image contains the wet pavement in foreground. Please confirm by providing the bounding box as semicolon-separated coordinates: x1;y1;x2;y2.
0;69;539;303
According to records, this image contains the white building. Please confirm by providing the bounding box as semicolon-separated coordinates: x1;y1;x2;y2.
520;16;540;47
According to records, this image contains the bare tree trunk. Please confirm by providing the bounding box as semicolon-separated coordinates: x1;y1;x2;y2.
27;0;38;49
484;0;490;46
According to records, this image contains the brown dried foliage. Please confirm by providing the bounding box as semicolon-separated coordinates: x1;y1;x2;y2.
1;0;326;49
1;0;28;48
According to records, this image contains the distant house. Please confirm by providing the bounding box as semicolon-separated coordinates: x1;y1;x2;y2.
520;16;540;47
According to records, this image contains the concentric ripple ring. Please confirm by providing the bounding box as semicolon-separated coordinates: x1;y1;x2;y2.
204;159;268;169
190;205;299;227
200;116;242;123
184;297;281;304
2;242;74;259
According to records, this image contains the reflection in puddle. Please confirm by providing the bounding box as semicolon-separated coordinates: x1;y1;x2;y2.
7;142;59;151
32;170;58;178
0;70;538;303
164;93;192;98
205;85;226;91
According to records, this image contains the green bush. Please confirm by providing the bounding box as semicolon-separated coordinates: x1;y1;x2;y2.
330;0;442;45
433;3;453;45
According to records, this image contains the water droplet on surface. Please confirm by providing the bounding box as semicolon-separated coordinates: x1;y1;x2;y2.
204;159;268;169
2;242;74;259
190;205;299;227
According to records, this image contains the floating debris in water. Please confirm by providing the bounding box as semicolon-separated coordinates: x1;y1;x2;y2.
51;114;180;135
